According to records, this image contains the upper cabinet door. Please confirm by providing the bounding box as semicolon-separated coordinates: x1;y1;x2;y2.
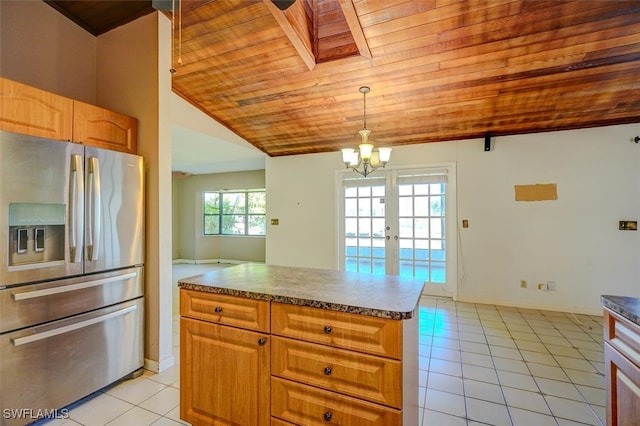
73;100;138;154
0;77;73;141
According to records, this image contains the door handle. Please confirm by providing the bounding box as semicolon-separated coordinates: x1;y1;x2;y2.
87;157;101;261
69;154;84;263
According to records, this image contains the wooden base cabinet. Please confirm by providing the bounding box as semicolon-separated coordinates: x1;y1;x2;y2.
180;317;270;425
180;289;419;426
180;289;271;426
604;308;640;426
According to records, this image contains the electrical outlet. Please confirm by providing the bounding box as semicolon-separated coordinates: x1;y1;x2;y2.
547;281;556;290
538;283;548;291
520;280;527;288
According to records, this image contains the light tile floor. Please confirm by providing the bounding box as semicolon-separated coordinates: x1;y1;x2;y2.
41;265;605;425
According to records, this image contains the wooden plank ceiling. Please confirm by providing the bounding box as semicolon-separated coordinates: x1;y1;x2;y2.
50;0;640;157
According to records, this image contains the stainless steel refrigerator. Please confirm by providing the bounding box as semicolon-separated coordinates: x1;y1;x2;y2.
0;130;144;426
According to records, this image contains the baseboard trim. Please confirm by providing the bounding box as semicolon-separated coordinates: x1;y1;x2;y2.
420;294;602;316
172;258;261;265
144;355;176;373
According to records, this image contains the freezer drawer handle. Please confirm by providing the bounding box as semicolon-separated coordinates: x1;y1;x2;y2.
11;304;137;346
11;272;138;301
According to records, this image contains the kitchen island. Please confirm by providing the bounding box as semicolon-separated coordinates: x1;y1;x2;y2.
178;263;425;425
602;295;640;426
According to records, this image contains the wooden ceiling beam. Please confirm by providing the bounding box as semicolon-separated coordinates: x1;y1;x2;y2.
263;0;316;70
337;0;371;59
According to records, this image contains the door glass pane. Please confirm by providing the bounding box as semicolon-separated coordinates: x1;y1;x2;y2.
399;184;412;196
358;218;371;236
399;218;413;238
415;239;428;260
399;239;413;259
430;195;444;216
414;196;429;216
372;218;385;238
358;198;371;216
372;197;385;217
399;197;413;216
414;218;429;238
344;182;386;275
345;198;357;216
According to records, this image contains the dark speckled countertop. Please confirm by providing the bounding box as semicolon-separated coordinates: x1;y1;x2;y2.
601;295;640;326
178;263;425;320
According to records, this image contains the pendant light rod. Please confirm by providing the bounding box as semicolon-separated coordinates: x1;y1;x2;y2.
360;86;369;129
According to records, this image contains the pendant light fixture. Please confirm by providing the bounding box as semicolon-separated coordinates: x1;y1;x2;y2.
341;86;392;177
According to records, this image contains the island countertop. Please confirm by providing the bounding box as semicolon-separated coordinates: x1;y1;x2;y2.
178;263;425;320
601;295;640;327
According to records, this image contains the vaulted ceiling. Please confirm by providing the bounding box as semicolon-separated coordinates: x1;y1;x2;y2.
47;0;640;158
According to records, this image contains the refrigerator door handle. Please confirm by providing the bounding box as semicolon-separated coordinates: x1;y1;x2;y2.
11;271;138;301
69;154;84;263
87;157;101;261
11;305;137;346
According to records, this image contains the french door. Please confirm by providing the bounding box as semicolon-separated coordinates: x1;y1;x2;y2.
339;165;457;298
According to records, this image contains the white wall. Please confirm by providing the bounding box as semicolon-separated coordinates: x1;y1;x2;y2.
266;124;640;315
0;0;96;103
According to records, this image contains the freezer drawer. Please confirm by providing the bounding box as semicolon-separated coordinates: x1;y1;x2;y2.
0;298;143;426
0;266;143;333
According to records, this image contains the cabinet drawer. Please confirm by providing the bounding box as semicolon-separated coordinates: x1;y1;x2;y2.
604;309;640;369
271;303;401;359
272;336;402;408
272;377;401;425
180;289;269;332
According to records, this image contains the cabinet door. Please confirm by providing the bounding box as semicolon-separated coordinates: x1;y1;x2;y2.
605;342;640;426
180;317;270;426
0;77;73;141
73;100;137;154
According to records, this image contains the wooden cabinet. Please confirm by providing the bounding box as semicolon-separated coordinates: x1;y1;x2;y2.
0;77;73;141
180;290;418;426
604;308;640;426
180;289;271;426
270;302;417;425
271;377;402;425
0;77;137;154
72;100;137;154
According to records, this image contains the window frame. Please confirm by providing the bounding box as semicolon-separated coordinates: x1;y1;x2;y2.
203;189;266;237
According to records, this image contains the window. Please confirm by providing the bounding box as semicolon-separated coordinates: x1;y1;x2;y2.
203;190;266;236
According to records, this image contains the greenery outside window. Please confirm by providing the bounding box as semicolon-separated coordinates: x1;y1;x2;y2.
204;190;266;236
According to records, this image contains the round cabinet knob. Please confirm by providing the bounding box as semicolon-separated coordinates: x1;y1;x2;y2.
324;411;332;421
323;325;332;334
258;338;267;346
323;366;332;376
214;306;223;313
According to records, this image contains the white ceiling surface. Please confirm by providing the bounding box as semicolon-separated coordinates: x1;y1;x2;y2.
171;125;266;175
